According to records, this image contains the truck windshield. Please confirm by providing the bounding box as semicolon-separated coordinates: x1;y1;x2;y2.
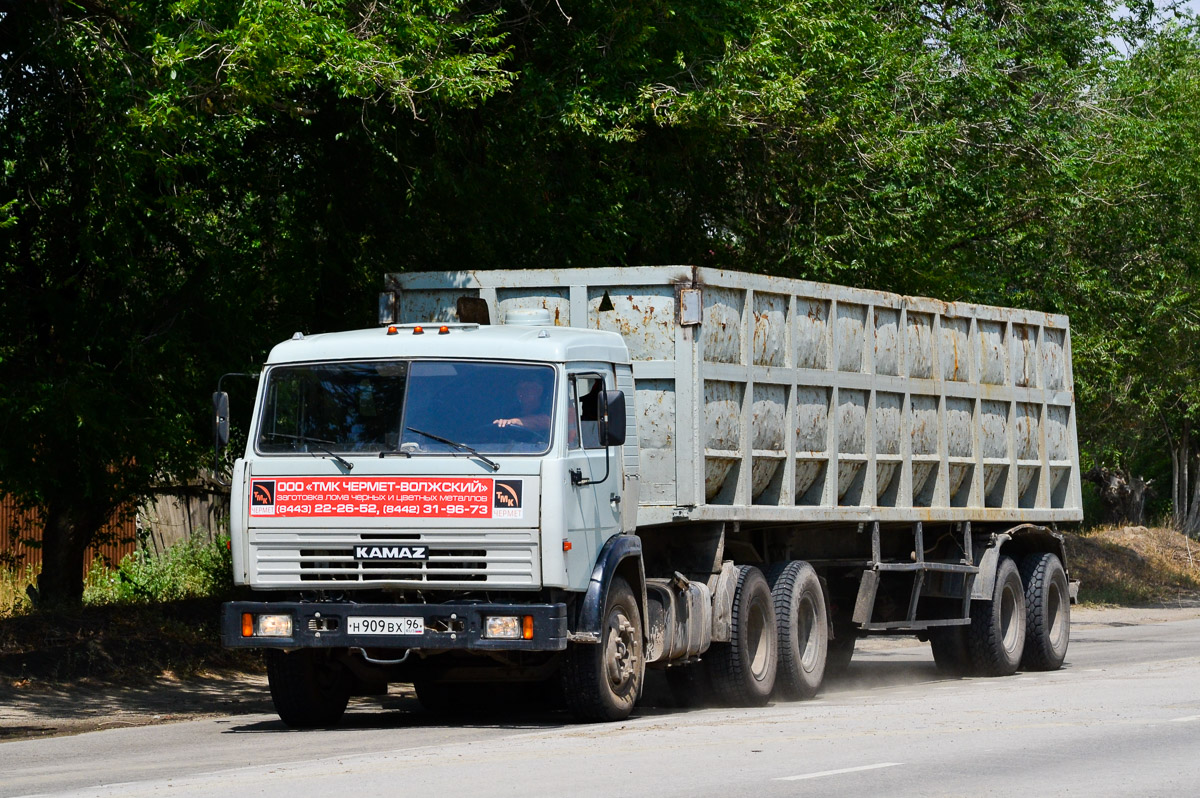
256;360;554;456
400;361;554;454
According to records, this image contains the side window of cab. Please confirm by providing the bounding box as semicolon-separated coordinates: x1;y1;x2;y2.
566;379;581;450
572;375;604;449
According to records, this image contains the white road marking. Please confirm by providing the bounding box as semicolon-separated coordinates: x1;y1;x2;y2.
1170;715;1200;723
776;762;903;781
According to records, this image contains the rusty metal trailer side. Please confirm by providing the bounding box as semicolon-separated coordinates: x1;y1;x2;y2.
386;266;1082;531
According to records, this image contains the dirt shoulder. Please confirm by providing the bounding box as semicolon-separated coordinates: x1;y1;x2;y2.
0;670;274;741
5;601;1200;743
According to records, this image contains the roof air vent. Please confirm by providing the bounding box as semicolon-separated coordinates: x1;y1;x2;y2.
505;308;554;326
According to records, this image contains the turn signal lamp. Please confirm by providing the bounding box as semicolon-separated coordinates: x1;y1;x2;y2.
523;615;534;640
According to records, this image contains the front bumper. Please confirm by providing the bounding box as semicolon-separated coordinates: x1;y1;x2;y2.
221;600;568;652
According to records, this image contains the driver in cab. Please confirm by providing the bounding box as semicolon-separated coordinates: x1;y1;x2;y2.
493;379;551;434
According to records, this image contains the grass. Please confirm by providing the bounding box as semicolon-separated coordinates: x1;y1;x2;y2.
0;562;39;618
1;535;235;618
83;534;234;605
1;536;260;684
1064;525;1200;606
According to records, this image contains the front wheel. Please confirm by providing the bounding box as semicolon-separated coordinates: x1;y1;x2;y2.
266;649;352;728
561;575;644;722
706;565;778;706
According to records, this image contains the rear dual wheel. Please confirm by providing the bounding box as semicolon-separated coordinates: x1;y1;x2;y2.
1020;552;1070;671
967;555;1026;676
766;561;828;700
706;565;778;706
931;552;1070;677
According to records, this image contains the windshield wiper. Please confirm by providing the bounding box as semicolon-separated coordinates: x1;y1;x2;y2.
404;427;500;472
261;432;354;471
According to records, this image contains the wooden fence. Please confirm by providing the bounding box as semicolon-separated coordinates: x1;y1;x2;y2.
0;486;227;574
0;496;137;573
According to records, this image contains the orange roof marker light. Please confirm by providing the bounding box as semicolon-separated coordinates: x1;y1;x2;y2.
387;325;399;335
438;325;450;334
412;325;424;335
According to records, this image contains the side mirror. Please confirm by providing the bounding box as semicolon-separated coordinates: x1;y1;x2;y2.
597;390;626;447
213;391;230;452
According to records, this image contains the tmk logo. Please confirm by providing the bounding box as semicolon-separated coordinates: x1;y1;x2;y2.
251;481;275;505
494;480;522;509
355;545;428;561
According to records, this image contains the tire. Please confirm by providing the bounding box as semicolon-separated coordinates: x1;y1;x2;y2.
1020;552;1070;670
561;575;644;722
706;565;778;706
826;621;857;674
929;626;971;676
766;561;828;700
966;555;1026;676
266;649;352;728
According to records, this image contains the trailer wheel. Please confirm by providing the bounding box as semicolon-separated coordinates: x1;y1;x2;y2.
766;561;828;700
266;649;352;728
826;621;857;674
706;565;778;706
1020;552;1070;671
561;575;643;722
966;555;1026;676
929;626;971;676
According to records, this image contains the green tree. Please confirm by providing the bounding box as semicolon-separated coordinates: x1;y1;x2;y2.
4;0;1186;607
1044;19;1200;530
0;0;510;605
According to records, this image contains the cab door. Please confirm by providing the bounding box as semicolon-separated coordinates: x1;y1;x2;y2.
562;367;622;576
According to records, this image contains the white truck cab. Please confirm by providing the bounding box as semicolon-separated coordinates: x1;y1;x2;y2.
221;313;647;725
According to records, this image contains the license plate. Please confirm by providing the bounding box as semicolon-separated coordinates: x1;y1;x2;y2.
347;616;424;635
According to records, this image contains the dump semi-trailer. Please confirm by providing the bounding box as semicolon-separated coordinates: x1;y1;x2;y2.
219;266;1081;726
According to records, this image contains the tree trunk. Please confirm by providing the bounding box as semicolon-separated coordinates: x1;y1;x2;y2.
1185;452;1200;539
1083;466;1152;526
35;500;110;608
1179;421;1192;529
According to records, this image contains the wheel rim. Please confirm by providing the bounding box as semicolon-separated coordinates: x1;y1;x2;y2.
604;607;639;693
797;594;819;671
1000;579;1020;654
1046;579;1067;649
747;600;772;680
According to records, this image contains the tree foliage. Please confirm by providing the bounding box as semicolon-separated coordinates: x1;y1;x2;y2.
0;0;511;604
3;0;1200;603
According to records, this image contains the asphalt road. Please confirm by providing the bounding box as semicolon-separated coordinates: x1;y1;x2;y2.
5;609;1200;798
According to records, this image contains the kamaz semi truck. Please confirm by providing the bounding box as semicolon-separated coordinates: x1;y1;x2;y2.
218;267;1080;726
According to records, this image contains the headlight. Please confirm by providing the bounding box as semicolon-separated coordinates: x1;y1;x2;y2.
242;613;293;637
